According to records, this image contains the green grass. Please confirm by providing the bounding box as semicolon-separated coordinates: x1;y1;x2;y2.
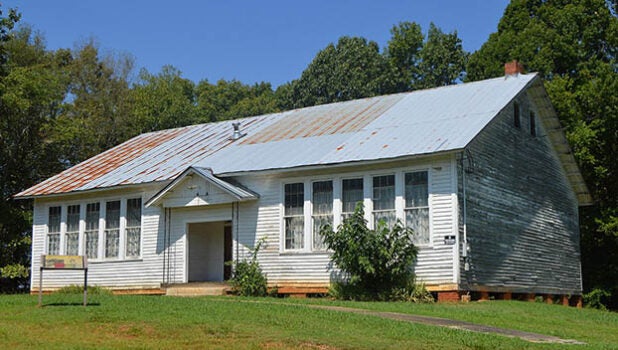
0;294;616;349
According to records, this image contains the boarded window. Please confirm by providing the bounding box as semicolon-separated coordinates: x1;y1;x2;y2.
105;201;120;258
405;171;429;244
342;178;363;219
65;205;80;255
514;102;521;128
47;206;61;255
284;183;304;250
85;203;100;259
312;181;333;250
373;175;396;228
125;198;142;258
530;111;536;136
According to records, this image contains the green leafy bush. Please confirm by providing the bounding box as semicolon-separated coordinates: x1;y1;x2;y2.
55;284;112;295
584;288;611;310
321;204;422;301
229;239;268;297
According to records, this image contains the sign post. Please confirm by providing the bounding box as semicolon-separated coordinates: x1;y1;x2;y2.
38;255;88;307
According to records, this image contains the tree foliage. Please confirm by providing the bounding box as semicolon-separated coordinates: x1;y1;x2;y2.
0;12;69;290
196;79;279;122
283;23;468;109
467;0;618;308
320;205;419;300
131;65;198;133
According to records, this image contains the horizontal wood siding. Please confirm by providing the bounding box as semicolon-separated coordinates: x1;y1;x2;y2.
461;93;581;294
31;185;166;290
415;161;457;285
233;157;457;287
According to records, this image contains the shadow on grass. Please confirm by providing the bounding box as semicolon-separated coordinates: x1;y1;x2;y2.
40;302;101;307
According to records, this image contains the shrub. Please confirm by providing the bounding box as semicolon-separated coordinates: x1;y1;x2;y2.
584;288;611;310
55;284;112;295
321;204;420;301
229;238;268;297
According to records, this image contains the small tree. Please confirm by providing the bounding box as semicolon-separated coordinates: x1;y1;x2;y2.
320;204;419;300
228;238;268;297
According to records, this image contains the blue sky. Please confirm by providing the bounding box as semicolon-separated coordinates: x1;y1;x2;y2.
5;1;510;87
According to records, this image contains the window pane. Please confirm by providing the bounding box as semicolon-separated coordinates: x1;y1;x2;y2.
86;203;100;231
342;178;363;214
66;205;80;233
106;201;120;229
85;231;99;259
312;181;333;215
284;183;304;250
126;227;141;258
405;171;428;208
406;208;429;244
373;175;395;210
105;230;119;258
85;203;100;259
284;183;304;216
312;181;333;251
285;216;304;250
126;198;141;227
373;211;397;229
126;198;142;258
47;234;60;255
48;206;61;234
105;201;120;258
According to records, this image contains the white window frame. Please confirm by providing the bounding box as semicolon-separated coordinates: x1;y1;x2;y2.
404;170;431;246
311;179;334;252
371;173;397;229
280;166;435;253
46;206;62;255
282;181;306;252
43;195;143;262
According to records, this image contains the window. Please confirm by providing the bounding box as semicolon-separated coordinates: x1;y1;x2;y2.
530;111;536;136
373;175;396;228
85;203;100;259
405;171;429;244
47;206;61;255
105;201;121;258
312;181;333;250
342;178;363;219
284;183;304;250
65;205;80;255
514;102;521;128
125;198;142;258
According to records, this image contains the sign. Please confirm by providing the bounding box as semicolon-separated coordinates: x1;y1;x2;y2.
39;255;88;307
41;255;86;269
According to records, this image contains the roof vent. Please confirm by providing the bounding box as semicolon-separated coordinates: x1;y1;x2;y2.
505;60;525;76
230;122;246;140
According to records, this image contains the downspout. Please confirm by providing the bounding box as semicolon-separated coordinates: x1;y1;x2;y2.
162;207;167;286
461;151;470;272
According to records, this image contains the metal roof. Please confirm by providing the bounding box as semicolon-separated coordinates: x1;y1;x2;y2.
17;73;589;205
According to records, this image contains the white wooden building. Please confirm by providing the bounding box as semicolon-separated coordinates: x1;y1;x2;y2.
16;65;592;301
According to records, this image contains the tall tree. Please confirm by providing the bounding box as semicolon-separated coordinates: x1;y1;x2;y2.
196;79;278;122
417;23;468;88
385;21;424;90
50;41;135;166
0;19;69;290
131;65;198;133
467;0;618;308
283;36;398;109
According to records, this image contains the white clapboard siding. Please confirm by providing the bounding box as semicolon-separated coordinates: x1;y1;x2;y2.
32;185;167;290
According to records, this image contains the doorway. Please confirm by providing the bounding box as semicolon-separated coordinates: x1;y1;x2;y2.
187;221;232;282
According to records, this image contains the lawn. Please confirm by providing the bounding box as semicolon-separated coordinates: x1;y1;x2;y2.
0;293;616;349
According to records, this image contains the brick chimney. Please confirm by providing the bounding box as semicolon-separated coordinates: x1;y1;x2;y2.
504;60;525;76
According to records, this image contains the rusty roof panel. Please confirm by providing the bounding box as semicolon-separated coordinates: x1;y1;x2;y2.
241;94;405;144
15;128;188;197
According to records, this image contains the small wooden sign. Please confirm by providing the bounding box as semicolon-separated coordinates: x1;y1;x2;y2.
41;255;86;269
39;255;88;307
